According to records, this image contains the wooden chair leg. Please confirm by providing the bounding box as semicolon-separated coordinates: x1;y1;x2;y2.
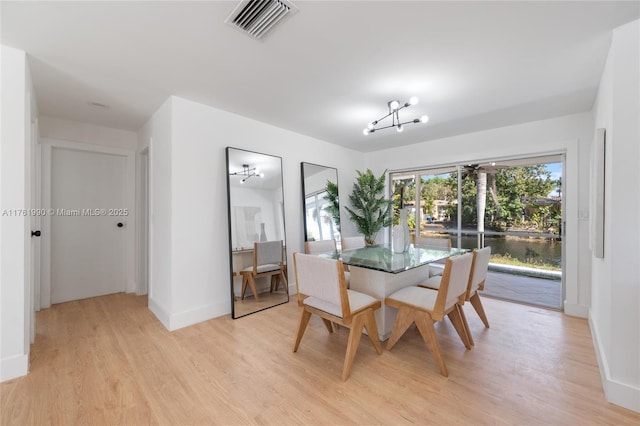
342;314;365;381
279;271;288;293
458;304;474;347
321;318;335;333
414;312;448;377
386;306;415;350
293;309;312;352
241;274;248;300
246;275;259;301
363;309;383;354
470;293;490;328
447;304;473;349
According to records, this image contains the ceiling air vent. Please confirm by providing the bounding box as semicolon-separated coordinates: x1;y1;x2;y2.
226;0;298;40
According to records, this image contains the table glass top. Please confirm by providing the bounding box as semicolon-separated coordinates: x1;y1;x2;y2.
320;243;467;274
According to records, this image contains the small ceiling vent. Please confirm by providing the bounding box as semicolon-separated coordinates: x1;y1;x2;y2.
225;0;298;40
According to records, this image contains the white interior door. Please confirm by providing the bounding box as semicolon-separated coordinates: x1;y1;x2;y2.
50;147;127;304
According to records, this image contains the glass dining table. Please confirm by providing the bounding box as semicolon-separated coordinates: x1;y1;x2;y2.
321;243;467;340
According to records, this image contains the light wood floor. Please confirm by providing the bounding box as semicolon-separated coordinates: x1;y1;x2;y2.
2;293;639;425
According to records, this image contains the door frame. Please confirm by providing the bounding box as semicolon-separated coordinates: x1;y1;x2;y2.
136;147;150;296
40;139;136;308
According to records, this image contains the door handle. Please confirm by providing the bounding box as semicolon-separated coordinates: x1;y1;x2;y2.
31;230;41;237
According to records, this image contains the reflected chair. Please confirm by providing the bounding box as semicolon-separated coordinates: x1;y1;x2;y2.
341;236;366;251
415;236;452;277
239;240;287;301
292;252;383;380
385;252;474;377
420;247;492;339
304;239;337;255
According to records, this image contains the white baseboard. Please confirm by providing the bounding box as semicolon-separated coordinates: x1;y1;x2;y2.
0;353;29;382
168;301;229;331
589;313;640;413
148;297;171;330
564;301;589;318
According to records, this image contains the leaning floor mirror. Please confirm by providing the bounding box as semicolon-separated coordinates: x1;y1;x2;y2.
226;147;288;318
301;162;340;245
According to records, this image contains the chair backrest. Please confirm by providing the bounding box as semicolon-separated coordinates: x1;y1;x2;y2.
305;239;337;255
254;240;283;269
414;236;451;250
467;246;491;298
433;252;474;317
293;253;350;318
341;236;366;251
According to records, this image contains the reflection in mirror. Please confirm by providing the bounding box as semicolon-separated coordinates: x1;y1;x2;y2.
301;162;340;245
226;147;288;318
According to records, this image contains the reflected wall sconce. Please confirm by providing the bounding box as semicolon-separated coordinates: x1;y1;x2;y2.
363;96;429;135
230;164;264;183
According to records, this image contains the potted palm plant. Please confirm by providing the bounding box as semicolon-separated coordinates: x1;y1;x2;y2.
323;180;341;232
345;169;393;245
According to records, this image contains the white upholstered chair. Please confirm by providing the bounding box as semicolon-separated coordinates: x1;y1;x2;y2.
414;236;452;250
340;235;366;251
385;252;474;377
304;239;337;255
292;252;383;380
419;247;492;344
239;240;287;301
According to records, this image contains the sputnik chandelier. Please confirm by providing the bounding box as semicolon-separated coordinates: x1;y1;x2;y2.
230;164;264;184
363;96;429;135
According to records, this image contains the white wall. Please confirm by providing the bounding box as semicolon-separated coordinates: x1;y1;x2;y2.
365;112;593;318
138;97;173;327
304;167;337;194
39;116;137;150
590;19;639;412
0;46;34;382
141;96;364;330
230;186;282;249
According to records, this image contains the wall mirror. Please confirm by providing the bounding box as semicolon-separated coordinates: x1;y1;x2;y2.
301;162;340;244
226;147;288;318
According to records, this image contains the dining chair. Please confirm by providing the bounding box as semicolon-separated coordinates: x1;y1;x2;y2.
341;235;366;251
414;236;452;277
239;240;287;301
420;247;492;338
304;239;337;255
385;252;474;377
292;252;383;380
465;246;491;329
414;236;452;249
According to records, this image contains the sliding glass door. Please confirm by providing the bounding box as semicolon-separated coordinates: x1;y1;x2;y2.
390;155;564;310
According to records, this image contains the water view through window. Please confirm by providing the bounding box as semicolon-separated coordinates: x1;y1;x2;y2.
391;155;563;309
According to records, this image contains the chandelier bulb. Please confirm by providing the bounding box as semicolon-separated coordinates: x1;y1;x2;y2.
390;100;400;111
409;96;418;106
397;124;404;132
363;128;370;135
420;115;429;123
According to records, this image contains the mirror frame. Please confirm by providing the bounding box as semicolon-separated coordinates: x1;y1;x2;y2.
226;147;289;319
300;162;340;243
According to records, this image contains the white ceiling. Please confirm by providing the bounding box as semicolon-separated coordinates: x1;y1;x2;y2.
2;1;638;152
